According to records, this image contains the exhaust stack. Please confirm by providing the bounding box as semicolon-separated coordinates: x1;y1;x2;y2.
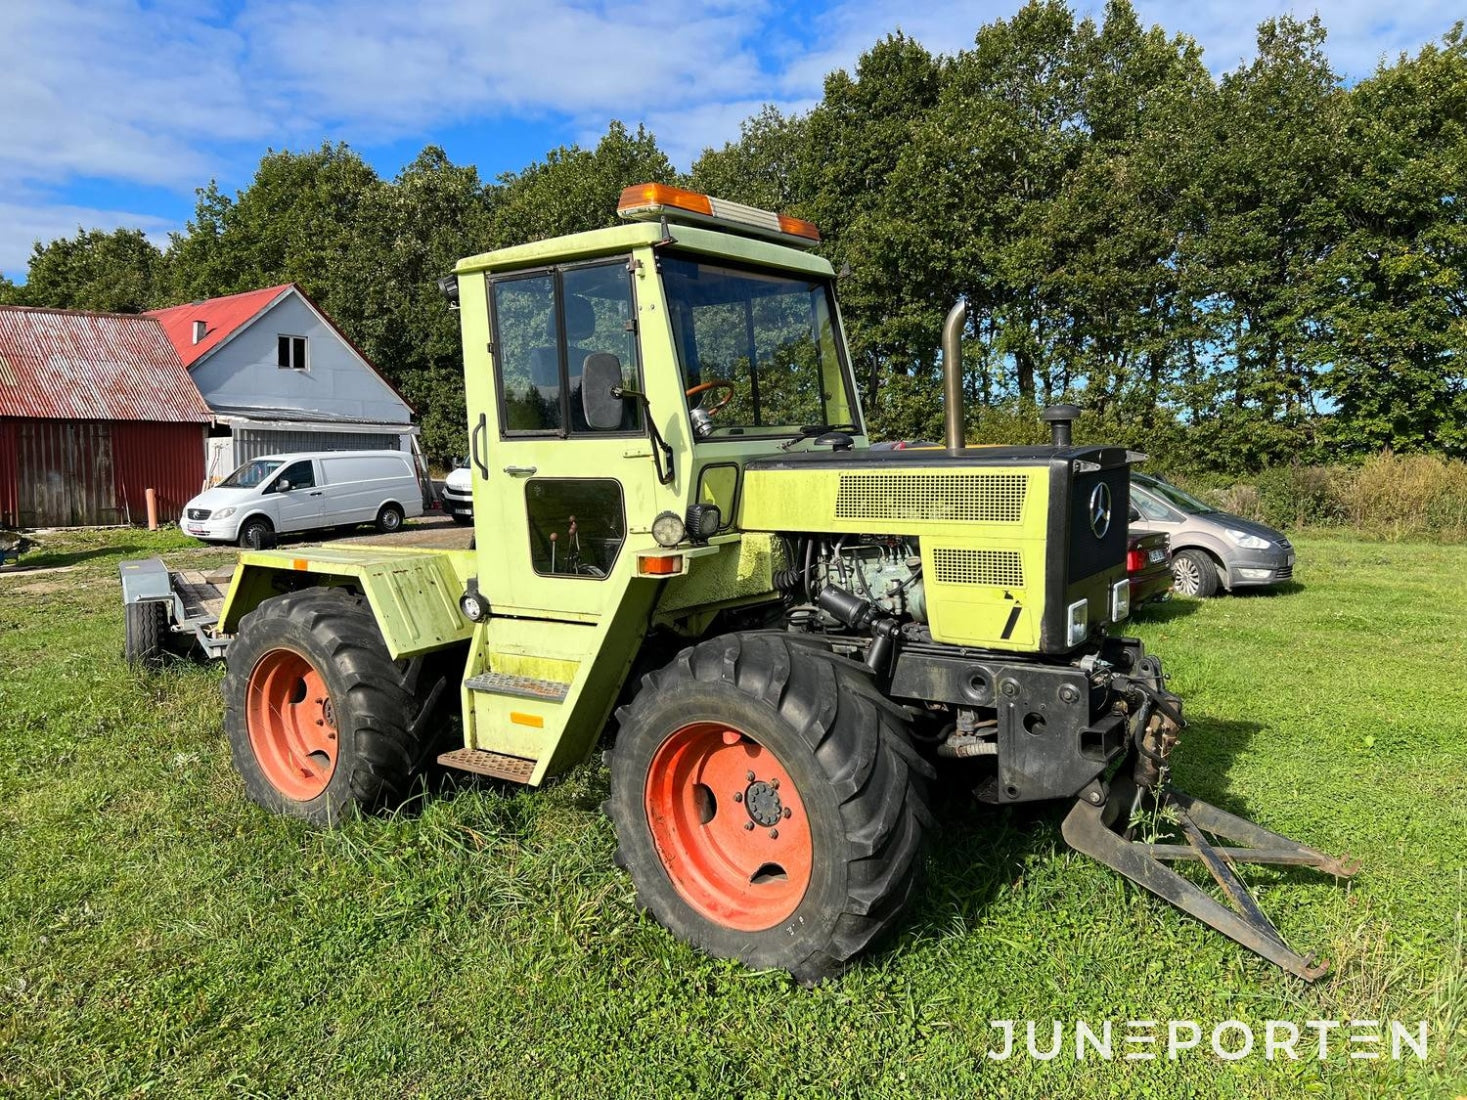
942;300;968;454
1041;403;1081;447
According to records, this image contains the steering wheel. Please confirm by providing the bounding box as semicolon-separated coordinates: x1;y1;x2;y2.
684;379;737;418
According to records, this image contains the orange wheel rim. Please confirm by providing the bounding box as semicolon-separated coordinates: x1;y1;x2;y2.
644;721;813;932
246;649;339;801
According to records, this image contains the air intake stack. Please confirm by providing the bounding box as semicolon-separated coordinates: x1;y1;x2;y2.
1041;404;1081;447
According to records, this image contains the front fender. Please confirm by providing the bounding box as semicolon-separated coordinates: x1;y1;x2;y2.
218;546;477;658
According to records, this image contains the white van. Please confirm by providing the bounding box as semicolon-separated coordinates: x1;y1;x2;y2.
182;451;426;548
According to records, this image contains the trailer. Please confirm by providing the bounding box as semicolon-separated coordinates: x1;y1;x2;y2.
119;556;233;665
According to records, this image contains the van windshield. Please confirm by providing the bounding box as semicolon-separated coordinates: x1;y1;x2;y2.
220;459;284;489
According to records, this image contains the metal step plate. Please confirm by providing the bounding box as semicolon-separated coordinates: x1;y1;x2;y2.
464;671;570;703
438;748;536;784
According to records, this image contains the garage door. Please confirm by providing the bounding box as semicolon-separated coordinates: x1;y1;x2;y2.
233;429;403;463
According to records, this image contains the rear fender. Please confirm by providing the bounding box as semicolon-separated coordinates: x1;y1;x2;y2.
218;547;477;658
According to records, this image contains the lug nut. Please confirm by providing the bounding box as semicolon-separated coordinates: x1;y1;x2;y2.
744;822;755;831
769;829;779;839
783;807;792;819
770;778;779;790
733;792;743;803
747;770;756;782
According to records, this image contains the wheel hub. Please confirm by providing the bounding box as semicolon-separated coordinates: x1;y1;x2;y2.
643;721;813;932
743;780;784;827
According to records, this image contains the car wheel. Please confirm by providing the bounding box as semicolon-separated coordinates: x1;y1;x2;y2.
1172;549;1219;598
376;503;405;533
450;513;473;527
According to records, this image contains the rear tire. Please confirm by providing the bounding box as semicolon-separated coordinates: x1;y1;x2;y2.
606;633;933;983
238;516;275;550
376;503;405;533
123;601;169;670
1172;549;1220;598
450;513;473;526
222;586;454;825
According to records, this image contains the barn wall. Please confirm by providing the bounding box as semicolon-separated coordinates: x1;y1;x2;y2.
0;420;18;528
9;418;116;526
0;417;205;527
111;421;206;524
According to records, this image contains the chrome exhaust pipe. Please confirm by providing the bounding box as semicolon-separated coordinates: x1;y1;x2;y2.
942;299;968;454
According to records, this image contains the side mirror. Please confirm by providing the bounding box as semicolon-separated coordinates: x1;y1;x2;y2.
1128;505;1141;522
276;479;293;493
581;352;626;430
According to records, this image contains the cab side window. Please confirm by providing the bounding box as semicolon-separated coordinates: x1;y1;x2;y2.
1134;491;1172;521
270;460;315;492
494;274;562;433
491;261;641;436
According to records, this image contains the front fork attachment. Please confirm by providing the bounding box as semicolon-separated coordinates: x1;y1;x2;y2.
1062;662;1359;981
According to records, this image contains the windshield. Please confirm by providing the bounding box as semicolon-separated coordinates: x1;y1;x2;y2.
219;459;284;489
1139;477;1216;515
660;255;859;438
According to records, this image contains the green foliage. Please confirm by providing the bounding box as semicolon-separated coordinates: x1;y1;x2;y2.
11;227;164;313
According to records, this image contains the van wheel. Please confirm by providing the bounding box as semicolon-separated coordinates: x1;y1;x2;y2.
450;513;473;527
238;517;275;550
376;504;405;533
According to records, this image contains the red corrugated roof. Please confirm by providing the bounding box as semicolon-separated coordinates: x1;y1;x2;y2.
147;284;292;367
0;307;213;423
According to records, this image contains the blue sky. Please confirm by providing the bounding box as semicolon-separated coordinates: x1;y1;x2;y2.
0;0;1459;281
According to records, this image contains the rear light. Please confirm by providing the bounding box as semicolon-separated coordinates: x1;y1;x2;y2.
1127;549;1146;572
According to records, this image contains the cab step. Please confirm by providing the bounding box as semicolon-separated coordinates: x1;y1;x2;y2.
464;671;571;703
437;748;537;784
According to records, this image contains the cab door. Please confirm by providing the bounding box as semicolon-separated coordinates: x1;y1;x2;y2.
266;459;324;533
475;258;650;621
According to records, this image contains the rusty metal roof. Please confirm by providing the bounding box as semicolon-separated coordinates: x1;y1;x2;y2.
0;307;212;423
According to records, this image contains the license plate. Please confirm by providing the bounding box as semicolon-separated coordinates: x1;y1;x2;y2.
1148;548;1167;563
187;525;206;535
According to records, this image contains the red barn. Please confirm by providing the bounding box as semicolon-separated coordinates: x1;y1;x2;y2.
0;307;212;527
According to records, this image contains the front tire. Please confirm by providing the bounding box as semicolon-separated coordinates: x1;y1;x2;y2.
1171;549;1220;598
606;633;933;983
238;516;274;550
222;586;449;825
450;513;473;527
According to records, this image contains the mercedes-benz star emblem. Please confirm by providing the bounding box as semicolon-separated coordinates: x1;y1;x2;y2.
1088;483;1112;539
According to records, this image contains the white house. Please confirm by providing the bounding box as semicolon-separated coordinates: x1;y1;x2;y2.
148;284;417;483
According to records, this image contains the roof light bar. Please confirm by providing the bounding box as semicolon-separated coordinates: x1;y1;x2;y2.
616;183;820;247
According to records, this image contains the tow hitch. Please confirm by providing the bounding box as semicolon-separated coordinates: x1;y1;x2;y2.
1063;682;1358;980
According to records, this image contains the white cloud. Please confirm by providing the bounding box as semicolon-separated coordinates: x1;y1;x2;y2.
0;200;175;278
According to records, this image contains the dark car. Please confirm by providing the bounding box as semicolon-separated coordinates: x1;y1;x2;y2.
1127;530;1173;606
1128;472;1294;598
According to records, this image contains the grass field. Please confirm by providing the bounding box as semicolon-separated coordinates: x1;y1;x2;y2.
1;529;1464;1098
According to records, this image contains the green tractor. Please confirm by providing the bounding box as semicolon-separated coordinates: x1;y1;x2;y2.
205;183;1354;982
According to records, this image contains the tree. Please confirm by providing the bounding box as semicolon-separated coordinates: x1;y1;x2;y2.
1319;25;1467;455
14;227;164;312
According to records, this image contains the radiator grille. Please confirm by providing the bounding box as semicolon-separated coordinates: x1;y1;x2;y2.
834;473;1028;523
931;547;1025;587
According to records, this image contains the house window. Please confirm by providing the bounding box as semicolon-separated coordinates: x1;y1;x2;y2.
277;335;308;370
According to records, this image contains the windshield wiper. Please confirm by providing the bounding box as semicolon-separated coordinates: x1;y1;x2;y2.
779;423;857;450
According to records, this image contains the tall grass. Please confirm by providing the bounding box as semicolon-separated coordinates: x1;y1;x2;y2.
1183;453;1467;541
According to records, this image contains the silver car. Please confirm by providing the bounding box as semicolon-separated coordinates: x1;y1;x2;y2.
1128;473;1295;597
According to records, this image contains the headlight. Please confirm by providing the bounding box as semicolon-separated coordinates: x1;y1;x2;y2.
1225;528;1271;550
213;507;236;519
651;511;685;548
1066;599;1089;647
